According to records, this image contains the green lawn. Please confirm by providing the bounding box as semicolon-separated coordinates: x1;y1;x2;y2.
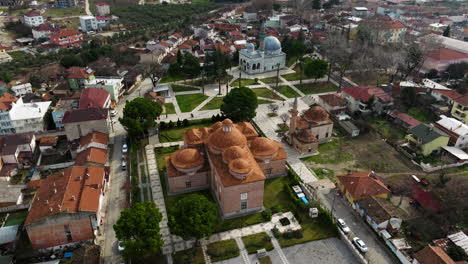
159;121;212;143
155;146;180;170
407;108;435;123
259;256;273;264
172;247;205;264
233;78;258;86
201;96;224;110
163;103;176;115
258;99;274;104
251;88;284;101
295;82;338;95
287;56;299;67
263;177;296;211
214;212;265;233
242;232;274;254
368;117;406;141
160;75;185;83
282;72;302;82
275;85;301;98
171;85;200;93
4;211;28;226
206;239;239;262
44;7;85;16
175;94;209;112
300;140;352;164
259;76;280;84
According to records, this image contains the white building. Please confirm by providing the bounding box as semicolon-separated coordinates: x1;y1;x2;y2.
352;7;370;17
84;77;124;102
436;115;468;149
95;2;110;16
80;16;98;32
10;83;32;97
7;98;51;134
0;45;12;63
23;11;44;27
32;23;57;40
239;36;286;75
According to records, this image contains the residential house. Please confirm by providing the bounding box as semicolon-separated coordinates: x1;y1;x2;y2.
355;196;402;232
430;89;463;106
352;7;370;17
79;88;110;110
76;131;108;154
336;171;391;204
38;136;59;154
50;29;84;48
168;33;184;46
67;67;95;91
79;16;97;32
406;124;450;156
413;245;455;264
32;23;58;40
52;98;79;129
388;110;422;131
62;107;110;141
23;11;43;27
341;86;394;114
55;0;76;8
84;77;124;102
0;132;36;168
7;98;51;134
317;94;347;115
0;93;17;135
25;166;108;249
381;19;407;43
423;48;468;72
243;8;257;22
0;45;12;63
0;0;23;6
10;83;32;97
435;115;468;149
75;147;107;166
451;95;468;124
95;2;110;16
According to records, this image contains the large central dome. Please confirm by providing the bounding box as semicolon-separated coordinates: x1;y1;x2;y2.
264;36;281;53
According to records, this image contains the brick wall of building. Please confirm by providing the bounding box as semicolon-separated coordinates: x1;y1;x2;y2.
26;212;95;249
257;159;287;178
167;171;209;194
217;179;264;216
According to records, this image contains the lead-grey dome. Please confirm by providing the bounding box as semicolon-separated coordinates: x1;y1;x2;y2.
264;36;281;53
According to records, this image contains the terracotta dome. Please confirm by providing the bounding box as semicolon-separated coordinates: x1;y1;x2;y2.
303;106;329;122
207;122;247;152
296;130;318;144
229;158;252;175
250;137;279;157
210;121;222;131
171;148;204;169
222;146;248;163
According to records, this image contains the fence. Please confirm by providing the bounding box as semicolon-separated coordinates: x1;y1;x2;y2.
0;203;29;213
383;238;411;264
419;160;468;172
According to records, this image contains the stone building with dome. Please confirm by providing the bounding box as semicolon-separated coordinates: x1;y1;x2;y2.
165;119;288;218
286;98;334;154
239;36;286;75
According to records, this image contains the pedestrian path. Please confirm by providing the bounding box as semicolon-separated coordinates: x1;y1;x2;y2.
258;81;289;101
171;96;182;115
279;76;305;97
235;237;252;264
153;141;184;148
192;95;216;112
267;231;290;264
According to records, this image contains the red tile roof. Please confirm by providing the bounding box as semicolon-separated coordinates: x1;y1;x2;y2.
433;89;464;101
52;29;82;39
319;94;346;107
75;147;108;165
67;67;95;79
79;88;110;109
25;166;106;225
337;171;390;199
384;20;406;29
79;131;109;148
454;94;468;106
389;110;422;129
0;93;17;111
24;10;41;17
412;185;443;212
414;245;455;264
39;136;59;146
62;107;108;124
342;86;393;103
428;48;468;61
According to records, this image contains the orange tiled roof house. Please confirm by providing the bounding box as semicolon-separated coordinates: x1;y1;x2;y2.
165;119;288;218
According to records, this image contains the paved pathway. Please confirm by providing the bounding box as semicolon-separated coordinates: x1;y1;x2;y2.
258;81;289;101
279;76;305;97
235;237;252;264
192;95;216;112
267;231;290;264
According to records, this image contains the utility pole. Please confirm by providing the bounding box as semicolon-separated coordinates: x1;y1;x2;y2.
238;70;241;88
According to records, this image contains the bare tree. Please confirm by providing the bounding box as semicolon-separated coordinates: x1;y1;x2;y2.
280;112;290;125
268;103;279;113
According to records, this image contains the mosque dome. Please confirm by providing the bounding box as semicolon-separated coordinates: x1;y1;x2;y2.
222;146;248;163
246;43;255;52
264;36;281;53
250;137;279;158
171;148;204;170
207;119;247;153
303;106;329;123
229;158;252;179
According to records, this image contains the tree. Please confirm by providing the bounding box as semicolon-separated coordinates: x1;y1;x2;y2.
312;0;321;9
443;25;450;37
426;69;439;79
220;87;258;122
280;112;289;124
182;53;201;79
114;202;163;260
446;62;468;79
60;55;84;68
401;87;417;107
268;103;279;113
447;244;468;261
176;50;184;66
168;194;218;239
119;97;162;137
304;59;328;82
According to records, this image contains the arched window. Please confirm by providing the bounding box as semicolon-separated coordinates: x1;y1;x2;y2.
257;63;260;69
252;64;256;70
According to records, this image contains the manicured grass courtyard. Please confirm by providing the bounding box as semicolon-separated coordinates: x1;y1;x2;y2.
234;78;258;86
258;99;274;104
275;85;301;98
295;82;338;95
407;107;436;123
163;103;176;114
171;85;200;93
175;93;209;112
282;71;302;81
201;96;224;110
155;146;180;170
251;88;284;101
242;232;274;254
172;247;205;264
160;75;184;83
158;121;213;143
206;239;239;262
259;76;280;84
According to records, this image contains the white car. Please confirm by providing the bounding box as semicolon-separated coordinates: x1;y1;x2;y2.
118;241;124;252
352;237;368;253
122;143;128;154
337;218;350;233
110;109;118;117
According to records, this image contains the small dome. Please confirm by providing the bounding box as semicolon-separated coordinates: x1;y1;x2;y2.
210;121;222;131
250;137;279;157
264;36;281;52
229;158;251;175
207;120;247;152
296;130;318;144
222;119;234;126
222;146;248;163
171;148;204;169
303;106;329;122
247;43;255;51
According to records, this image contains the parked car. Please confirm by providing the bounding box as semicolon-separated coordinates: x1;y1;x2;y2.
110;109;118;117
297;193;309;205
121;158;127;170
292;185;302;194
118;241;124;252
337;218;350;233
122;143;128;154
352;237;368;253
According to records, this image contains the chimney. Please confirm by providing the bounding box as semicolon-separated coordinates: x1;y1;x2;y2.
85;172;90;179
49;207;53;212
45;199;49;204
54;188;57;194
71;195;75;201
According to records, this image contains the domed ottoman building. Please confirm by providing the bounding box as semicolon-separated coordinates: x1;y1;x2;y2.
239;36;286;75
165;119;288;218
286;98;334;154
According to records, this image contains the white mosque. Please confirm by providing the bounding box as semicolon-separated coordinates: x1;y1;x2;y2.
239;36;286;75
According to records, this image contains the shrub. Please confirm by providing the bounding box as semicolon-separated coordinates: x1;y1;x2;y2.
168;120;174;128
254;77;258;83
292;230;303;239
279;217;290;226
159;121;166;130
177;118;182;127
262;208;272;221
272;227;280;238
270;205;284;214
282;232;293;239
182;119;190;127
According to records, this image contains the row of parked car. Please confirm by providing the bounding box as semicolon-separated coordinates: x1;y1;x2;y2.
337;218;368;254
121;138;128;170
291;185;310;205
